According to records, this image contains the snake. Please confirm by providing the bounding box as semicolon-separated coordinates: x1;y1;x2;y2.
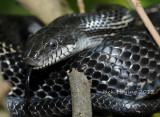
1;4;160;117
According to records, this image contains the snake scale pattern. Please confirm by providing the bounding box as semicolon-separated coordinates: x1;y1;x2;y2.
1;4;160;117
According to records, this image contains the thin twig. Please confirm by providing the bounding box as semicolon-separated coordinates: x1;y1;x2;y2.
77;0;85;13
68;68;92;117
130;0;160;48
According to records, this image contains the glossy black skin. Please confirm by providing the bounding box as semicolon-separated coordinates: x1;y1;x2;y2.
1;4;160;117
23;6;134;68
2;30;160;117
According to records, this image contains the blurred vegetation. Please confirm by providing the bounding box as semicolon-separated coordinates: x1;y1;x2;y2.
1;0;160;117
0;0;160;15
67;0;160;12
0;0;30;15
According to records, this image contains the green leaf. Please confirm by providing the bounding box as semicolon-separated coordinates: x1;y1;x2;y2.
0;0;30;15
1;0;160;15
67;0;160;12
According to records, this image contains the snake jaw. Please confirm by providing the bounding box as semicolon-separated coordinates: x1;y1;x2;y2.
25;36;104;69
29;44;77;69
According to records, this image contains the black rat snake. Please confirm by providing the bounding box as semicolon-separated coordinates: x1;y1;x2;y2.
1;4;160;117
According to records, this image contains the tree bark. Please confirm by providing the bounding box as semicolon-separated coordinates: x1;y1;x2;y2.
68;68;92;117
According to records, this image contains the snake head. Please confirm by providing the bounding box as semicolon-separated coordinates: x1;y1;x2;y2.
23;24;103;69
23;25;103;69
23;25;78;69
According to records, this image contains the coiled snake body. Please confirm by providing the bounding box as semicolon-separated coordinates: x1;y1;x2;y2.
1;4;160;117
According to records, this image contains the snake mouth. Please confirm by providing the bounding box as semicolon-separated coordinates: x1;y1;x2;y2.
24;45;77;69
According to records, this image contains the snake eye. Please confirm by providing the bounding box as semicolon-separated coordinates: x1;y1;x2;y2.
50;39;58;49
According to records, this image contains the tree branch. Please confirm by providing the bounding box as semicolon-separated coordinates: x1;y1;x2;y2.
68;68;92;117
77;0;85;13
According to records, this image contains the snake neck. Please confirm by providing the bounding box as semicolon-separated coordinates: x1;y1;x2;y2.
31;35;104;70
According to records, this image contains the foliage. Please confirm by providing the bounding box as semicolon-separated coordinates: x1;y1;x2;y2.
0;0;160;15
67;0;160;12
0;0;30;15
